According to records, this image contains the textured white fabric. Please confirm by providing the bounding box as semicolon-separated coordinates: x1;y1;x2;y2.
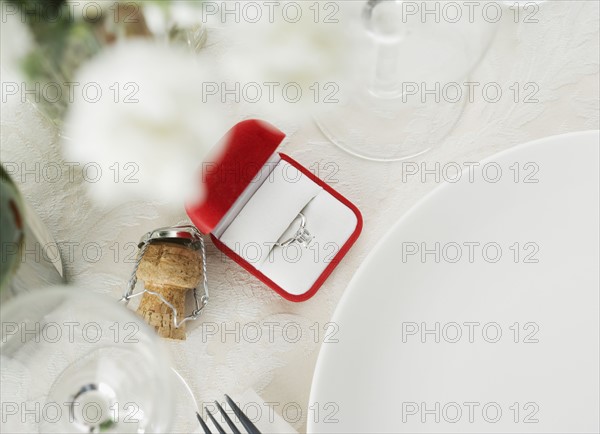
1;2;598;432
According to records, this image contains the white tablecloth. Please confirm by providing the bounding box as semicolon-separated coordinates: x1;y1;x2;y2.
1;1;598;432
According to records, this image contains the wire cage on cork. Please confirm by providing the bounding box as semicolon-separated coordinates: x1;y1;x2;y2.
120;225;208;340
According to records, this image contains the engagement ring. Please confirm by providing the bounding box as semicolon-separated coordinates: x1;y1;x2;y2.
276;212;314;248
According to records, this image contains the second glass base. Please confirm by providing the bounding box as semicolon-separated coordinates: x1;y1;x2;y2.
315;89;466;162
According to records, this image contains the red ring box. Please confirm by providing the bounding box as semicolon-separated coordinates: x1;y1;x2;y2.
186;119;363;301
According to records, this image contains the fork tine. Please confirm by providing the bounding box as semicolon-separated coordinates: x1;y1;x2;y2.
224;394;262;434
196;411;212;434
206;410;227;434
215;400;242;434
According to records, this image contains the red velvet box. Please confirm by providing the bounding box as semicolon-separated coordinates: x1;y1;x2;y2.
186;120;362;301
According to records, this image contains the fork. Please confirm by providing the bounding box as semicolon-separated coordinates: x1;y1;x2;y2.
196;394;262;434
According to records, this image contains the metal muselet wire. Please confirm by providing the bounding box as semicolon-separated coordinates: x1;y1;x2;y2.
119;225;209;328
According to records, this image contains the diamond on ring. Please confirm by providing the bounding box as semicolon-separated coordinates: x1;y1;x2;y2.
276;213;314;248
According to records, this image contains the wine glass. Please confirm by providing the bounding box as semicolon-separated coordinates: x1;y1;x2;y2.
1;287;175;433
315;0;498;161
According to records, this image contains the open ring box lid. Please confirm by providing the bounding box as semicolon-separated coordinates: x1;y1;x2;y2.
186;119;363;302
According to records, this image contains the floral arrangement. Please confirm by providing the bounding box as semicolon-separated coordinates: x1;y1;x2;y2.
3;0;359;206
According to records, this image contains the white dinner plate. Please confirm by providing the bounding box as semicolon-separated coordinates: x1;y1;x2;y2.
308;131;599;433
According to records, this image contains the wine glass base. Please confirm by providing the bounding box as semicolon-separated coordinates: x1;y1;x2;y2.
41;353;197;433
68;383;118;432
1;288;175;434
315;91;466;162
42;348;136;433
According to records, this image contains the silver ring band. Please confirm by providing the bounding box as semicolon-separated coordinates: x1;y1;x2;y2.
276;212;314;248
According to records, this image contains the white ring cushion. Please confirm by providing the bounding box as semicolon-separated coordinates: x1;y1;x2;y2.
219;160;358;295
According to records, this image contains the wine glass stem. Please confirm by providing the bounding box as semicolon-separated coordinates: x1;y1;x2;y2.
370;41;402;98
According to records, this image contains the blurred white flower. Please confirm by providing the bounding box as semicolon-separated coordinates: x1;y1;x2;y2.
222;1;363;119
62;39;225;207
0;12;34;80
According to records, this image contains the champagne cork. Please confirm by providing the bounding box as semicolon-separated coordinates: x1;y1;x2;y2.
136;241;202;340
